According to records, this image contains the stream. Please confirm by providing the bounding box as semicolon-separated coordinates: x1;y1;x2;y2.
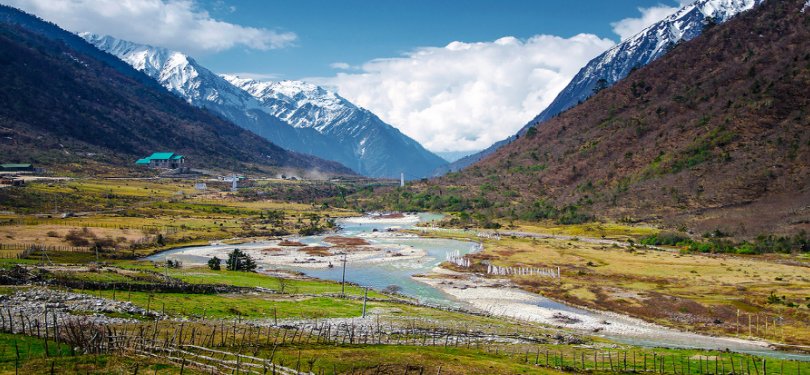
146;213;809;360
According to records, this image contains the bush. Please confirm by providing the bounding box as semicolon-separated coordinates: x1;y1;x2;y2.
92;236;116;251
640;232;692;246
65;229;93;247
735;243;757;255
207;256;221;271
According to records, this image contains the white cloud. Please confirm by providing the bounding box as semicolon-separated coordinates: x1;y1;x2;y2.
329;62;352;70
313;35;614;152
610;4;681;40
1;0;296;54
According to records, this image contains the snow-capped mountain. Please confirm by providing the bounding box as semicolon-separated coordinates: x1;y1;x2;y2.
440;0;765;175
82;34;446;179
223;76;447;178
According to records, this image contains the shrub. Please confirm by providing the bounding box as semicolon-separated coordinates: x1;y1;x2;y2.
92;236;116;251
64;229;93;247
207;256;221;270
735;243;757;255
640;232;692;246
155;233;166;246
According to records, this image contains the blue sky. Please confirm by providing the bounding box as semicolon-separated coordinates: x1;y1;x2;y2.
4;0;690;153
197;0;683;79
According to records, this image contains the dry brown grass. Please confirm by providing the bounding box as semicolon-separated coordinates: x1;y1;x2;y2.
0;225;145;247
278;240;306;247
302;246;332;257
323;236;369;246
467;233;810;346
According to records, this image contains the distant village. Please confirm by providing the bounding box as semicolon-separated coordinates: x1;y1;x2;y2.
0;163;39;187
1;150;397;189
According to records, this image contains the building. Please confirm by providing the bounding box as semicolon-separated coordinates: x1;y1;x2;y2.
0;163;34;172
135;152;186;169
0;177;24;186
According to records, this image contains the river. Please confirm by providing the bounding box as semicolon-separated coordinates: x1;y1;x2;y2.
146;213;809;360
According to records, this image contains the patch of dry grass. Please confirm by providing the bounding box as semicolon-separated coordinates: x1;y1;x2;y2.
440;232;810;346
323;236;369;246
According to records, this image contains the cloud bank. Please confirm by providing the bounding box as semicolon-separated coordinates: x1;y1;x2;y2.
1;0;296;54
313;35;614;152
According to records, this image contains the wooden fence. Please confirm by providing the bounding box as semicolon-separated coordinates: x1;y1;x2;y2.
0;243;91;259
0;218;181;234
0;303;806;375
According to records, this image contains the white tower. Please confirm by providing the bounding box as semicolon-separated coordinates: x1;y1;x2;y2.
400;172;404;187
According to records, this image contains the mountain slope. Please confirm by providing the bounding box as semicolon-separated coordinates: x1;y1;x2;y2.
0;5;352;175
408;0;810;237
224;76;448;179
441;0;765;174
79;34;343;163
82;35;447;179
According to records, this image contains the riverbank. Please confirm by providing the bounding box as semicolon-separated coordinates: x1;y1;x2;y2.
408;223;810;349
414;268;781;356
143;213;809;357
155;237;427;269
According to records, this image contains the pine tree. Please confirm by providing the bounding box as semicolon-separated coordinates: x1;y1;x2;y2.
226;249;256;272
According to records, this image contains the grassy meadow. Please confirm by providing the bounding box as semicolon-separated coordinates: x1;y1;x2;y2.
0;177;808;373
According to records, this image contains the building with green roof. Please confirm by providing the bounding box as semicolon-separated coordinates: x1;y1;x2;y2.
135;152;186;169
0;163;34;172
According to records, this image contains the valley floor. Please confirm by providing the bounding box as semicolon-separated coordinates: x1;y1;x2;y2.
409;224;810;350
0;177;808;373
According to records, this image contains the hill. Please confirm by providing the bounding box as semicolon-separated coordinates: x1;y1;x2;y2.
439;0;765;175
393;0;810;238
0;5;353;176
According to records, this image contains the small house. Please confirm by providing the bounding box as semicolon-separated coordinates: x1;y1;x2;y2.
0;163;34;172
0;177;24;186
135;152;186;169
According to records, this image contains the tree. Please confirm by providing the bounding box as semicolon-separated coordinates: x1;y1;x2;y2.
226;248;257;272
207;256;221;270
275;276;296;294
155;233;166;246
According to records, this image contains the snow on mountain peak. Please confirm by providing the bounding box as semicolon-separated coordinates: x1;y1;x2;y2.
442;0;766;174
80;33;260;109
222;74;355;130
542;0;765;120
84;34;447;178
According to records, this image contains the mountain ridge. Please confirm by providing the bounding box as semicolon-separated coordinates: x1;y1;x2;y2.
439;0;765;175
395;0;810;237
82;34;448;179
0;5;352;176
